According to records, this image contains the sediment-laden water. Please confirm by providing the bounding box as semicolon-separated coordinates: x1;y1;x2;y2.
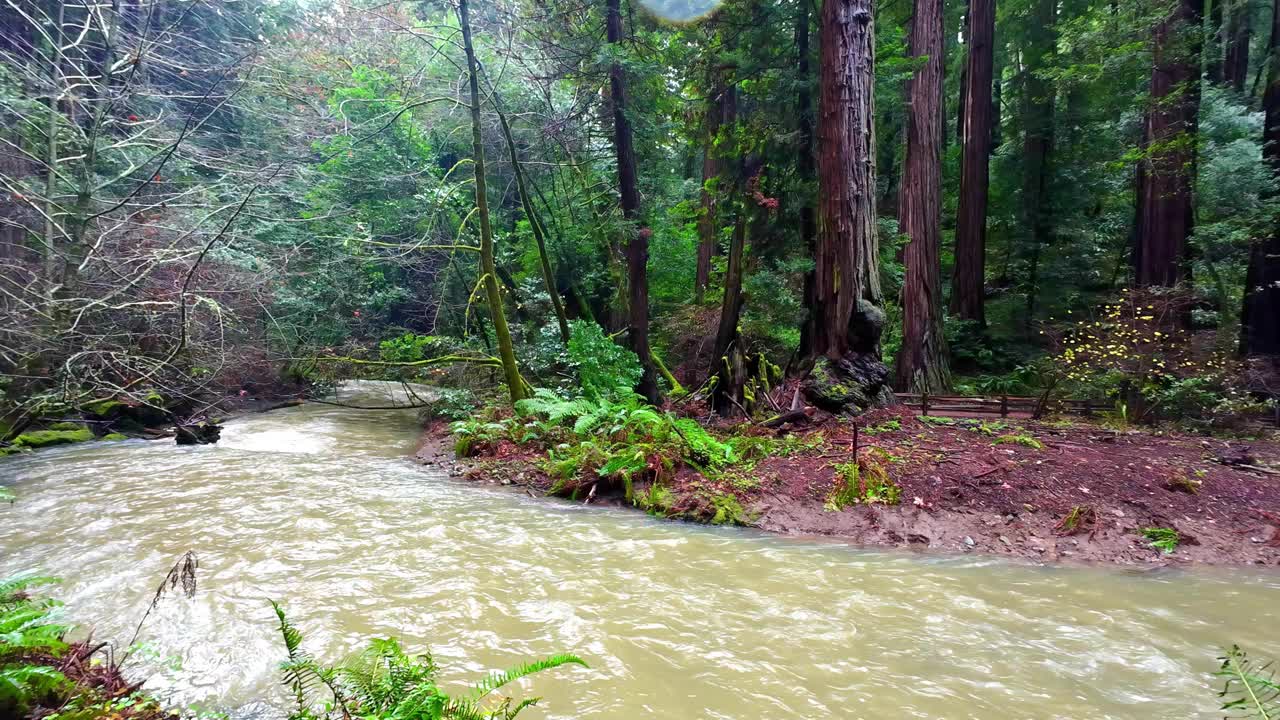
2;382;1277;719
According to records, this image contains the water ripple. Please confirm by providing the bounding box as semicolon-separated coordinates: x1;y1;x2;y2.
2;388;1278;719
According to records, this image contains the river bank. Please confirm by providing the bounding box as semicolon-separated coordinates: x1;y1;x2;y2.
5;385;1280;718
415;406;1280;567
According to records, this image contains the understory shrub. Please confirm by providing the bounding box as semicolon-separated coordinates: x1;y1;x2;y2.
272;601;584;720
1048;289;1271;429
825;450;900;510
566;321;642;399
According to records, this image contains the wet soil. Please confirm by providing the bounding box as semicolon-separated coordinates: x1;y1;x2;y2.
414;409;1280;567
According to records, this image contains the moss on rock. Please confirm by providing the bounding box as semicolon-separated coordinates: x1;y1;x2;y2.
85;399;125;417
100;433;129;441
13;427;94;448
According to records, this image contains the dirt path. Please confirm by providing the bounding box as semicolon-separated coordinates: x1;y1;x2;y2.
414;409;1280;567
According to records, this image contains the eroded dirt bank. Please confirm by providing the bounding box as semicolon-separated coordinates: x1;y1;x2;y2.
414;408;1280;567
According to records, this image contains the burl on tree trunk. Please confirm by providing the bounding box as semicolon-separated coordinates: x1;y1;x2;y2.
801;300;897;414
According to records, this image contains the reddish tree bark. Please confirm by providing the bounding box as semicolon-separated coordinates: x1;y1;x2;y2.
796;0;817;291
606;0;661;404
895;0;950;392
1224;0;1252;92
1240;0;1280;355
802;0;882;360
1135;0;1202;287
950;0;995;326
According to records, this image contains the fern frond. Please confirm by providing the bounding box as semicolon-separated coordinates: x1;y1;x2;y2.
1218;646;1280;719
572;406;608;435
0;664;69;710
466;653;587;701
271;600;306;662
271;600;328;714
0;575;60;605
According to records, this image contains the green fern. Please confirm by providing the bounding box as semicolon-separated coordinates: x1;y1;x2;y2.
0;575;71;714
466;654;587;703
271;603;585;720
271;600;337;715
1218;646;1280;719
0;665;69;712
0;575;68;660
516;388;594;424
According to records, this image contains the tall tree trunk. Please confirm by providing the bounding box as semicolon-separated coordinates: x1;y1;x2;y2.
1136;0;1203;287
1208;0;1226;82
1021;0;1056;326
606;0;661;404
1240;0;1280;355
496;105;571;344
803;0;882;361
695;76;727;304
796;0;818;331
1224;0;1252;91
991;57;1003;149
896;0;951;392
951;0;995;325
459;0;526;404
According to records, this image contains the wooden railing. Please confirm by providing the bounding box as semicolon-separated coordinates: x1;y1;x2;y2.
895;393;1111;419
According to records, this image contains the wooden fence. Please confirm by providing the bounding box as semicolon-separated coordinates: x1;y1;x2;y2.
895;393;1111;419
897;393;1280;428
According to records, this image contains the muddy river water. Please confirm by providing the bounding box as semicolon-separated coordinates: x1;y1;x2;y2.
2;383;1278;719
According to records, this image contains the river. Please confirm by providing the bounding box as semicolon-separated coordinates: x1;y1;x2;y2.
1;382;1278;719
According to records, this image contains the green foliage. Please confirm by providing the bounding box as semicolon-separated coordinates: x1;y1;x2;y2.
420;388;479;424
380;334;457;364
992;433;1044;450
825;452;901;510
1216;646;1280;719
0;576;70;714
0;576;69;659
634;483;677;516
707;492;747;526
1140;527;1180;554
863;419;901;435
566;321;642;400
270;602;585;720
0;665;69;713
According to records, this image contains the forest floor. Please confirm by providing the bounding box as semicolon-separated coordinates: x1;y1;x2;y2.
414;406;1280;568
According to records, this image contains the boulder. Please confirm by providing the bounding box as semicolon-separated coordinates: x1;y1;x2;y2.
175;422;221;446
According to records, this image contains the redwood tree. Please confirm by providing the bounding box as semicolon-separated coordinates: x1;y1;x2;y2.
802;0;882;360
696;79;734;304
950;0;996;326
895;0;950;392
1223;0;1251;92
1240;0;1280;356
1135;0;1203;287
1021;0;1056;323
606;0;661;404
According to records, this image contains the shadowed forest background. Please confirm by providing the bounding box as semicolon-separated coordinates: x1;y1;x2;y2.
1;0;1279;434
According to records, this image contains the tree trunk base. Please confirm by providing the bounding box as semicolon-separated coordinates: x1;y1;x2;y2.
802;354;898;415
